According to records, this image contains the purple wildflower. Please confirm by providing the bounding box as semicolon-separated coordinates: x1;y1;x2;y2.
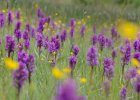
23;30;30;40
26;23;31;32
103;79;111;97
120;40;131;75
120;87;127;100
80;25;86;37
87;46;98;67
70;27;75;38
0;12;5;28
70;18;76;27
91;34;98;45
134;52;140;62
112;49;117;60
106;38;113;48
103;58;114;80
26;54;36;84
111;26;118;40
24;39;30;50
13;62;28;99
60;29;67;43
55;79;86;100
72;45;80;56
125;67;137;80
18;51;29;63
5;35;16;57
16;10;20;20
37;8;44;18
7;11;13;25
133;38;140;52
69;56;77;70
15;21;21;31
133;74;140;93
43;36;49;49
15;30;22;42
98;33;106;51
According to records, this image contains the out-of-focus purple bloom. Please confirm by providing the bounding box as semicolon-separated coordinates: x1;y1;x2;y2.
60;29;67;43
17;43;23;52
7;11;13;25
98;33;106;51
31;28;36;37
37;8;44;18
43;36;49;49
26;23;31;32
111;26;118;40
120;40;131;65
103;58;114;80
23;30;30;40
18;51;29;64
13;62;28;90
15;21;21;31
0;12;5;28
87;46;99;67
26;54;35;83
15;30;22;42
112;49;117;60
69;56;77;70
80;25;86;37
120;87;127;100
70;18;76;27
106;38;113;48
103;79;111;97
133;39;140;52
133;74;140;93
24;39;30;50
48;42;57;53
55;79;86;100
36;33;43;49
37;18;45;33
91;34;98;45
16;10;20;20
134;52;140;62
72;45;80;56
125;67;137;80
5;35;16;57
70;27;75;38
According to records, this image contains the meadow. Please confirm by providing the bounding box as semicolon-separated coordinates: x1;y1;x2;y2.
0;0;140;100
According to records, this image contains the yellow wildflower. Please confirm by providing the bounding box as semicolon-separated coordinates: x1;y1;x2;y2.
131;58;140;67
41;57;44;61
52;67;64;79
53;52;56;55
2;9;6;13
63;67;71;74
137;69;140;75
70;52;74;55
80;77;87;84
4;58;19;70
117;20;139;41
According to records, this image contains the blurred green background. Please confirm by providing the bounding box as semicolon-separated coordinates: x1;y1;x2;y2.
1;0;140;23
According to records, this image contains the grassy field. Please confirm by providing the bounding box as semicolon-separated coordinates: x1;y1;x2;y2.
0;0;140;100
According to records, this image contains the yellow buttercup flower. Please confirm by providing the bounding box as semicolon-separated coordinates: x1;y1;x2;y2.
80;77;87;84
4;58;19;70
137;69;140;75
70;52;74;55
41;57;44;61
117;20;139;41
52;67;64;79
63;67;71;74
131;58;140;67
